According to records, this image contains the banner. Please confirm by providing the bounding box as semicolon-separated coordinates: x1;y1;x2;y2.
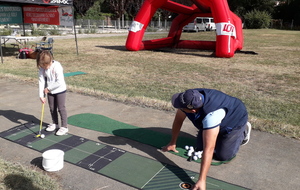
23;5;60;25
0;5;23;24
0;0;73;6
58;6;73;26
23;5;73;26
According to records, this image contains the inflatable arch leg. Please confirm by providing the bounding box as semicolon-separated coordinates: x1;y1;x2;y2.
125;0;168;51
125;0;243;58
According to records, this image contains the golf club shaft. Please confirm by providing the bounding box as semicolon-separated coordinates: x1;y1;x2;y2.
38;102;45;134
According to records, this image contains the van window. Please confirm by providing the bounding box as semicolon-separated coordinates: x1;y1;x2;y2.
196;18;203;23
203;18;209;23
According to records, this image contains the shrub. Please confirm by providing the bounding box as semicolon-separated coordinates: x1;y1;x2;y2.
31;29;48;36
31;26;48;36
244;9;272;29
0;29;12;35
48;27;61;35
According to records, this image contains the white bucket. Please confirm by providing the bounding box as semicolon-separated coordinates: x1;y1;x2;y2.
42;149;64;172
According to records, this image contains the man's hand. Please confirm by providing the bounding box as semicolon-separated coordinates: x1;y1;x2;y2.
161;144;178;153
161;109;187;154
192;180;206;190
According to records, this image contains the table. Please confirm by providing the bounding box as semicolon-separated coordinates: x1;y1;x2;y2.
0;35;36;48
1;36;36;63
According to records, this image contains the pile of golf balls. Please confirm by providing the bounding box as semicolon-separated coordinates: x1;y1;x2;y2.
185;145;203;161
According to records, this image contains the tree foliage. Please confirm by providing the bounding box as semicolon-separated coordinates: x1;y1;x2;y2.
274;0;300;22
126;0;144;20
105;0;193;20
105;0;133;19
228;0;275;19
73;0;99;18
244;9;272;29
76;0;299;29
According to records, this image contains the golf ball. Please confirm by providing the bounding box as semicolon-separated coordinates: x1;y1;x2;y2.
41;134;45;138
187;150;194;156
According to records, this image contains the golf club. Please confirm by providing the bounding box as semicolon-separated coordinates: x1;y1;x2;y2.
36;100;45;138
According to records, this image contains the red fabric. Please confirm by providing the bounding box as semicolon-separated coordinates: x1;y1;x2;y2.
125;0;244;58
23;5;59;25
19;48;33;54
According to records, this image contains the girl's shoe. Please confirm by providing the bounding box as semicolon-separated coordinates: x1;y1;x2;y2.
46;124;57;132
56;127;68;136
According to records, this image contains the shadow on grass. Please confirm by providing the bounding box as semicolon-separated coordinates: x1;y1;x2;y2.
96;44;216;58
31;157;44;170
4;174;42;190
95;45;127;51
1;46;19;57
152;48;216;58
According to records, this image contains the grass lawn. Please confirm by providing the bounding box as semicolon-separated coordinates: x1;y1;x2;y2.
0;158;63;190
1;29;299;141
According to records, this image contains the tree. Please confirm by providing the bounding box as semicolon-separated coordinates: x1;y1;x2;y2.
73;0;99;18
274;0;300;20
105;0;134;28
274;0;300;28
244;9;272;28
84;1;102;20
228;0;275;20
125;0;144;20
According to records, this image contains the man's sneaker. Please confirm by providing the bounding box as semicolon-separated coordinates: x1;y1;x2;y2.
56;127;68;136
46;123;57;132
241;122;252;146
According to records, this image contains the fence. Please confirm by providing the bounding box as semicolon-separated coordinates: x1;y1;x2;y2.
74;19;172;31
0;18;299;36
75;18;300;31
271;19;300;30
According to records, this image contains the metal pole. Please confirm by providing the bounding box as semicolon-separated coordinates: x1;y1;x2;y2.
72;7;78;55
1;36;3;64
73;20;79;55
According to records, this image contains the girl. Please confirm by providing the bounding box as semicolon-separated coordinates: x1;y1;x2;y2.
37;50;68;136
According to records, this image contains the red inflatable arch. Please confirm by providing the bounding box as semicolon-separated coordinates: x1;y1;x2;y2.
125;0;243;58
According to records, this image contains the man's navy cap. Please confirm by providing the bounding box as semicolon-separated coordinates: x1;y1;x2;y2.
171;89;204;109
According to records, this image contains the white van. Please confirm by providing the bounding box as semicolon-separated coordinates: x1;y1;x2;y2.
183;17;216;32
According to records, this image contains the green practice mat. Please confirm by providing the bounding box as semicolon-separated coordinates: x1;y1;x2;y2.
0;123;248;190
68;113;234;165
64;71;86;77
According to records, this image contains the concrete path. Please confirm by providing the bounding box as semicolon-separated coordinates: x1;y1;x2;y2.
0;77;299;190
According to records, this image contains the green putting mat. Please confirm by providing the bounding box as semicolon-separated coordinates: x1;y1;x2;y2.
0;123;248;190
68;113;234;165
64;71;86;77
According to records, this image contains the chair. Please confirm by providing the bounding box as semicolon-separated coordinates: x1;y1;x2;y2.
35;36;47;47
36;37;54;49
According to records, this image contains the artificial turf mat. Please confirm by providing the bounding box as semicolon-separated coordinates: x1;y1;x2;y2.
68;113;193;158
0;123;248;190
64;71;86;77
68;113;233;165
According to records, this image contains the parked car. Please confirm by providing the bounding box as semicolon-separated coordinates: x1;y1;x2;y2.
183;17;216;32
